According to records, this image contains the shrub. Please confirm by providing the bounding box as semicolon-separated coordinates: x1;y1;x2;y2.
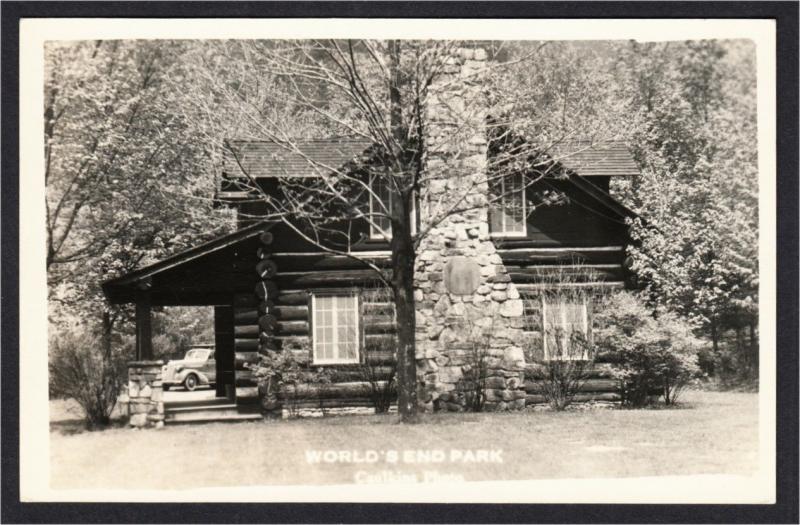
527;330;595;411
594;292;703;406
249;348;331;417
49;328;126;428
356;286;398;413
359;345;397;414
455;339;491;412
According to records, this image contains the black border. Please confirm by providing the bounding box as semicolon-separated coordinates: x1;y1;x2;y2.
2;2;797;523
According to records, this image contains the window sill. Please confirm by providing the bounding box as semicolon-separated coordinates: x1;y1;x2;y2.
490;232;528;239
311;360;361;366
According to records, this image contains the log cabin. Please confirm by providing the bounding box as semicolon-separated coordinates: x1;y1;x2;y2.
102;48;641;424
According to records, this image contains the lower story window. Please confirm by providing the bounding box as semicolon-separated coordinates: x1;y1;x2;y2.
311;293;360;364
542;294;591;360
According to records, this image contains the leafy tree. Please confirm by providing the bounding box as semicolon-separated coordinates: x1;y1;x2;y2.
611;40;758;377
45;41;234;424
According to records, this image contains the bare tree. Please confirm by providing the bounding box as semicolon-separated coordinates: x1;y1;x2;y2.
178;39;627;422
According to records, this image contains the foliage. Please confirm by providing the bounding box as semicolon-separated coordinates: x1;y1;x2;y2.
456;340;491;413
248;348;332;417
595;292;704;406
45;40;234;358
150;307;215;359
49;327;126;428
528;331;595;411
610;40;758;374
357;286;398;413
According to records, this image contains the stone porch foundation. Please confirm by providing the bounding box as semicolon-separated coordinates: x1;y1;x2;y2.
126;360;165;428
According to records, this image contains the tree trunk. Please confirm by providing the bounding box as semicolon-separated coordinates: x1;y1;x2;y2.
101;310;113;359
391;210;419;423
387;39;420;423
710;317;719;354
749;321;758;380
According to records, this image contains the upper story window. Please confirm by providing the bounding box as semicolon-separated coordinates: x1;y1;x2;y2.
489;172;527;237
311;293;360;365
541;294;591;360
369;174;393;240
368;174;417;240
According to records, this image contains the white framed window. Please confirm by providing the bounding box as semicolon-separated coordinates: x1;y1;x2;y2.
541;294;591;360
311;293;360;365
489;172;527;237
368;174;417;240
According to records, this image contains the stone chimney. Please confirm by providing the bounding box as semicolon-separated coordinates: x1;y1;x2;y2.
415;45;527;413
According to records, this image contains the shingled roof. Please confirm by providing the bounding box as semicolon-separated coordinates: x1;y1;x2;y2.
548;140;639;177
223;138;639;179
223;138;374;178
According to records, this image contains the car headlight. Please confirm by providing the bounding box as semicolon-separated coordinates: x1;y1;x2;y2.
175;366;183;373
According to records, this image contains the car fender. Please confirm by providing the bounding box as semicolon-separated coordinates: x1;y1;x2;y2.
176;369;211;385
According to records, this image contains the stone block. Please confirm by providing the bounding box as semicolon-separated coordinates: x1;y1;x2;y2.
148;413;165;422
492;282;508;290
507;286;520;300
484;389;504;402
427;324;444;340
128;400;150;414
140;385;152;399
434;354;449;366
500;299;524;317
510;398;527;410
489;273;511;283
129;413;148;427
503;346;525;365
485;376;506;389
490;290;508;302
128;382;140;397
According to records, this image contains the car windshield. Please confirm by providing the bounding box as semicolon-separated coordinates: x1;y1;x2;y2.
185;349;208;360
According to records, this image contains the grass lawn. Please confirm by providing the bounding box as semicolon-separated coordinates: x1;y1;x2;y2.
49;389;758;490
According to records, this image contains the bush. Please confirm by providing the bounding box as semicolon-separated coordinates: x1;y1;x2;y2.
595;292;704;406
248;348;331;417
528;331;595;411
359;344;397;414
49;328;126;428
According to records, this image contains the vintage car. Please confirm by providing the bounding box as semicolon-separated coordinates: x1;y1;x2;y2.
161;346;216;391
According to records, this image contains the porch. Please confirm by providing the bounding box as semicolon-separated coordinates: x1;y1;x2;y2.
103;221;275;424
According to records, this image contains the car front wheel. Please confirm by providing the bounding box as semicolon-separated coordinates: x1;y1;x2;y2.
183;374;199;392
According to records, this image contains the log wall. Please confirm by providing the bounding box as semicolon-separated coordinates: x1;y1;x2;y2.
235;230;397;411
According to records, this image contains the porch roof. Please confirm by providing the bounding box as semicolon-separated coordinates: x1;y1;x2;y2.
102;221;274;306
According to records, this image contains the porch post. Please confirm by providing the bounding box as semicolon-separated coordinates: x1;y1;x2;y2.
214;305;234;398
135;287;153;360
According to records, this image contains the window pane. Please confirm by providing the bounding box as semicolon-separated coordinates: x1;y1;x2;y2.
313;294;359;363
544;295;588;360
508;174;525;232
489;174;525;235
370;175;392;237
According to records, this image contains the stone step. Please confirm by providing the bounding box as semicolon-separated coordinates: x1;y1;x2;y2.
164;409;261;425
166;402;237;413
164;403;261;424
